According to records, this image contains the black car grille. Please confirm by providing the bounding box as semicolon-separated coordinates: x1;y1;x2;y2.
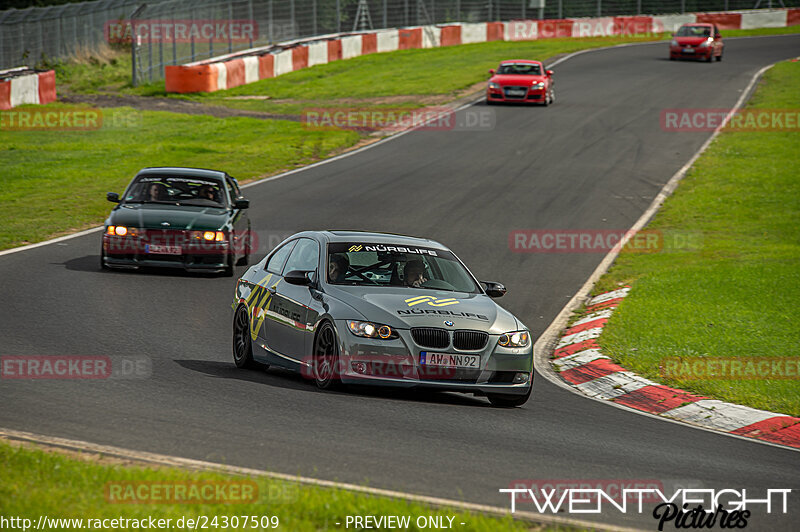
411;328;449;349
453;330;489;351
502;86;528;99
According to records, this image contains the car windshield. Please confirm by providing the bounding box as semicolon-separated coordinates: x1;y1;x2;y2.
327;242;480;294
676;26;711;37
122;176;226;207
497;63;541;75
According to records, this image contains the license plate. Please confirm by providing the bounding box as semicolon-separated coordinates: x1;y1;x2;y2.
145;244;181;255
683;47;694;53
420;352;480;369
506;90;526;97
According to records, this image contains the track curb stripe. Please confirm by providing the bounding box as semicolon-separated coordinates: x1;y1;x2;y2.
163;8;798;93
549;288;800;449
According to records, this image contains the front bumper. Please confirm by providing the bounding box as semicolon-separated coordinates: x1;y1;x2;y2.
103;234;230;272
670;45;712;59
334;321;533;396
487;86;545;103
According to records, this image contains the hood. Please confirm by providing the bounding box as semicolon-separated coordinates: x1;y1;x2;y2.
326;286;521;334
108;203;229;230
674;36;710;46
490;74;546;86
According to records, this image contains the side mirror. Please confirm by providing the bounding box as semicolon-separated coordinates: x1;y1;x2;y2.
482;281;506;298
285;270;314;286
107;192;120;203
488;69;495;76
546;70;554;76
233;198;250;209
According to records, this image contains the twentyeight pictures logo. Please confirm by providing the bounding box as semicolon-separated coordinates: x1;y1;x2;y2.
500;486;792;530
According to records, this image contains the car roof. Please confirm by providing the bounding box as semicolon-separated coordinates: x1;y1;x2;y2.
500;59;541;64
136;167;228;180
316;230;448;250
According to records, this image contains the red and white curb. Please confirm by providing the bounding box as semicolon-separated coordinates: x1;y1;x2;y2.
165;7;800;93
0;67;56;110
551;287;800;449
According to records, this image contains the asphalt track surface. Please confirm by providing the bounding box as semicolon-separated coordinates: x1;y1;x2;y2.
2;36;800;530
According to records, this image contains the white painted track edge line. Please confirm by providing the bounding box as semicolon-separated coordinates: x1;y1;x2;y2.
532;60;800;453
0;427;643;532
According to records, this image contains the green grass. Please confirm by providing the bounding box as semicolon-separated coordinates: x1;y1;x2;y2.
0;104;358;250
0;440;567;532
594;60;800;417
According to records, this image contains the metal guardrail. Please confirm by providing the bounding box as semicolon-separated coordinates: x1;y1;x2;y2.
0;0;794;83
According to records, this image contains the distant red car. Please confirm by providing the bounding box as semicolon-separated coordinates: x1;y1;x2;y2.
486;60;554;105
670;23;723;62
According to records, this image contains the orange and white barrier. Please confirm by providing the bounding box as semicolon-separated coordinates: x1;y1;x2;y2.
0;68;56;110
165;8;800;94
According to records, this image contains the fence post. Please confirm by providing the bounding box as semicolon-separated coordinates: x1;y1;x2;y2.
313;0;317;35
558;0;562;19
228;0;233;53
269;0;273;44
522;0;526;19
290;0;295;38
597;0;602;17
336;0;341;33
172;5;177;65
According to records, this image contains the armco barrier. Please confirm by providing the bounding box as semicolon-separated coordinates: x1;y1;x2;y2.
165;8;799;94
0;68;56;110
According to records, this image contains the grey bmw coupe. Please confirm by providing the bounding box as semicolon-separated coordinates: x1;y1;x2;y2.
231;231;533;407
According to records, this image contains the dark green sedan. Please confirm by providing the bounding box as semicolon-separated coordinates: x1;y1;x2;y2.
102;167;251;276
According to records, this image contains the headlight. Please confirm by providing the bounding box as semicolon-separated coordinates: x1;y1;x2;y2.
191;230;226;242
106;225;139;237
488;82;500;89
347;321;398;340
531;82;545;89
498;331;530;348
698;38;712;48
671;39;679;47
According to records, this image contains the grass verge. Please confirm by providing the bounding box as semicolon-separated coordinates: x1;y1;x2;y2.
0;104;359;251
594;60;800;417
0;440;568;532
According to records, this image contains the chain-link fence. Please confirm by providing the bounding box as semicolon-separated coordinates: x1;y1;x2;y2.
0;0;794;82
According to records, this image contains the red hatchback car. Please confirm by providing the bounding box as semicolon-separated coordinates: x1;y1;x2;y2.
486;60;554;105
670;23;724;62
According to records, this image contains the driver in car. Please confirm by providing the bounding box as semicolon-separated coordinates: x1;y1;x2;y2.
328;254;350;283
404;260;428;288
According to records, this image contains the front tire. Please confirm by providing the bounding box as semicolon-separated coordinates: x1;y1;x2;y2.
223;248;235;277
100;245;109;270
313;321;341;390
232;305;257;368
487;384;532;408
716;51;722;62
